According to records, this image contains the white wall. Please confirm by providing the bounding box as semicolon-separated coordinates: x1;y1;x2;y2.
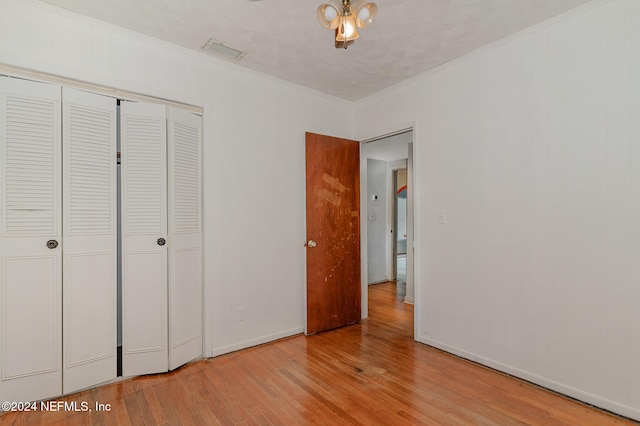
0;0;354;358
355;0;640;420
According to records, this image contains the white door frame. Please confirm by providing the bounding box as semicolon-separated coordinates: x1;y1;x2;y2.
359;123;418;340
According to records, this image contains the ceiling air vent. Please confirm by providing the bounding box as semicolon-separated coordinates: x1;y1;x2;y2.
202;39;246;61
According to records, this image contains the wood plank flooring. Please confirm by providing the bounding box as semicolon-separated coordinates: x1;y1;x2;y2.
1;281;636;425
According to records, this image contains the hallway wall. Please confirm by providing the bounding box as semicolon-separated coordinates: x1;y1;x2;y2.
366;158;388;284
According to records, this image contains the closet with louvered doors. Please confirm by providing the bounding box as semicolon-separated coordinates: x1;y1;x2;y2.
0;77;117;402
1;77;203;405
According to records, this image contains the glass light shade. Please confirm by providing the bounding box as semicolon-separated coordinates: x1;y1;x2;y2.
355;2;377;29
335;14;359;42
317;4;340;30
324;5;337;21
357;7;369;22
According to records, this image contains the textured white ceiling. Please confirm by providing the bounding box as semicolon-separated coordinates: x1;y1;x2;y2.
39;0;591;101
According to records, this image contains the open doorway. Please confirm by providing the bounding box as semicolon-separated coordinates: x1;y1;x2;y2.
361;130;414;329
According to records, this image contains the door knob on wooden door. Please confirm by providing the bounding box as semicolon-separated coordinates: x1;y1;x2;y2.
307;240;317;248
46;239;59;249
157;238;166;246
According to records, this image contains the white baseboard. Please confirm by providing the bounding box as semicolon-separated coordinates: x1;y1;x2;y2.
210;326;304;357
417;335;640;422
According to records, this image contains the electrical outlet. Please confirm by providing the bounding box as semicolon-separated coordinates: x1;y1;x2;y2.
438;210;448;224
236;306;247;322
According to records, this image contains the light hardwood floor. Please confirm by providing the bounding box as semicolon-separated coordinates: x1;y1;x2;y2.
1;281;636;425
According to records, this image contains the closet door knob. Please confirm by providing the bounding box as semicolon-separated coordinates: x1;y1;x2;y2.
46;239;59;249
157;238;166;246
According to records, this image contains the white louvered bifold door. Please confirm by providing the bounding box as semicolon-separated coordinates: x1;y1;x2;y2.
120;101;168;376
167;107;202;370
62;88;117;393
0;77;62;402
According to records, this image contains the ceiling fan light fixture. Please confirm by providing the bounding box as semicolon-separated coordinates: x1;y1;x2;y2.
317;0;377;49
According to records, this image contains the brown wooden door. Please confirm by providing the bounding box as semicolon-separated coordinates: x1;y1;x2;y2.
305;132;361;335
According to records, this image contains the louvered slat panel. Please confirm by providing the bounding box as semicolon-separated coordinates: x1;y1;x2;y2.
3;94;56;236
173;122;200;233
68;104;113;235
124;116;163;234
